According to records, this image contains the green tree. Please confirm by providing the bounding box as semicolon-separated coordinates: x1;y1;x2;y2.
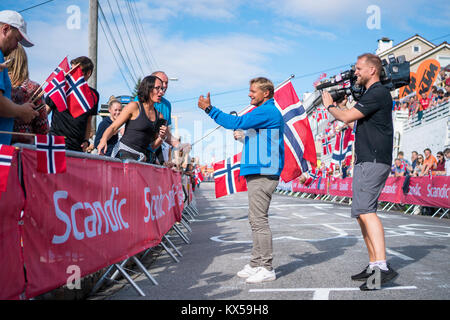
132;77;141;99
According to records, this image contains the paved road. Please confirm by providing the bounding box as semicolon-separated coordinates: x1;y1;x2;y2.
107;182;450;301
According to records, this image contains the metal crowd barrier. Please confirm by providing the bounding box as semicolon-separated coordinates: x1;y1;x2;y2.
274;185;448;219
13;143;201;298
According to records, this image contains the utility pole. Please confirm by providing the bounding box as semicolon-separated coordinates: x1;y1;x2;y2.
88;0;98;136
88;0;98;89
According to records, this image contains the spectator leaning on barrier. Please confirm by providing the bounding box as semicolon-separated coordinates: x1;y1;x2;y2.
410;151;418;172
422;148;437;175
323;53;398;290
433;151;446;176
391;158;406;177
419;92;431;111
7;43;49;144
444;148;450;176
413;154;425;176
94;98;122;156
133;71;187;164
397;151;410;170
97;75;167;161
47;56;99;152
436;89;445;105
0;10;38;145
198;77;284;284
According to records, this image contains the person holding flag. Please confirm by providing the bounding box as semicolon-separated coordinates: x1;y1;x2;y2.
0;10;38;145
46;56;99;152
198;77;284;284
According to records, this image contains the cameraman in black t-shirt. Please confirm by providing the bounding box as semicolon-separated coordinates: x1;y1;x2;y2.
322;53;397;291
47;56;99;152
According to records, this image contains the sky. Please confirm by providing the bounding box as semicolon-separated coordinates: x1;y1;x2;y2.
2;0;450;164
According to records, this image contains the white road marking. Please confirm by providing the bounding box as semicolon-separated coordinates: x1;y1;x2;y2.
249;286;418;300
386;248;414;261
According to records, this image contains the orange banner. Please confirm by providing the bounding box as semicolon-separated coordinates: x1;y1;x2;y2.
399;72;417;98
415;59;440;98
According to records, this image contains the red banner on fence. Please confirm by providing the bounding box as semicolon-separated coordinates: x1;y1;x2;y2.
0;150;26;300
20;149;184;299
292;175;449;209
379;177;403;203
402;176;449;208
292;176;328;195
328;177;352;197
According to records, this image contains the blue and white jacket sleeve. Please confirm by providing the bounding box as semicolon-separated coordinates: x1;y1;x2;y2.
208;104;278;130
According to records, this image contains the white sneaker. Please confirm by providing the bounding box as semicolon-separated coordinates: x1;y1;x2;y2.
245;267;276;284
237;264;259;278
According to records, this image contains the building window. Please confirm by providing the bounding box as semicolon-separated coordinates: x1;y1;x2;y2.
412;45;421;53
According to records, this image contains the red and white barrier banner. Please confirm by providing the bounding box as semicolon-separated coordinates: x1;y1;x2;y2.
292;175;449;209
20;149;184;299
379;177;403;203
292;176;328;195
328;177;352;197
402;176;449;208
0;150;26;300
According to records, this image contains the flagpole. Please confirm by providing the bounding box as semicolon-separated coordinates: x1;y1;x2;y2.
191;74;296;147
0;131;36;137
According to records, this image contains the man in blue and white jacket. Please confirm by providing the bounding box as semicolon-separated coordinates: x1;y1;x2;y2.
198;77;284;283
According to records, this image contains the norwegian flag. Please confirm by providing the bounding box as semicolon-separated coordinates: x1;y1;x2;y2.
322;136;332;155
35;135;67;174
0;144;15;192
213;153;247;198
43;70;67;112
65;66;95;118
331;126;354;167
273;80;317;182
45;57;70;84
302;167;319;187
325;122;331;136
316;107;328;122
194;166;204;185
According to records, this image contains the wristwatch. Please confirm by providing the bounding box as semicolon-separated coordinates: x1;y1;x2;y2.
205;105;213;114
327;105;336;112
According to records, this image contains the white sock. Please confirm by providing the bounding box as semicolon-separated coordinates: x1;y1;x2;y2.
369;261;377;270
375;260;388;271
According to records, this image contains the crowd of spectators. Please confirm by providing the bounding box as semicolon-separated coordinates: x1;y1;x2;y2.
0;10;193;176
322;146;450;180
390;148;450;177
392;68;450;119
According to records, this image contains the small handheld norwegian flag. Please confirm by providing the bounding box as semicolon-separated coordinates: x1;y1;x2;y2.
213;153;247;198
35;134;67;174
44;70;67;112
0;144;15;192
45;57;70;84
65;66;95;118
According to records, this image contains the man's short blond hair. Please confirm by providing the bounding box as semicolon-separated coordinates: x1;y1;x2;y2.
357;53;382;77
250;77;274;99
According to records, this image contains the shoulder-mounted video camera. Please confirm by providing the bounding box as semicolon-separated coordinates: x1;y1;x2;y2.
316;54;410;102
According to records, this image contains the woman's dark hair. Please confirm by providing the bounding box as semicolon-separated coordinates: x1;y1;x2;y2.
137;75;160;104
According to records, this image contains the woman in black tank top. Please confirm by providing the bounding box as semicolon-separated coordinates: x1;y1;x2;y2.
97;76;167;161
